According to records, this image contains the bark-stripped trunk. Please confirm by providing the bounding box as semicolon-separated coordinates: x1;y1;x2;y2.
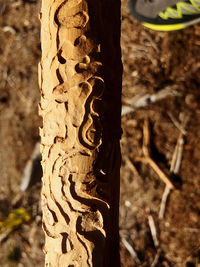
39;0;122;266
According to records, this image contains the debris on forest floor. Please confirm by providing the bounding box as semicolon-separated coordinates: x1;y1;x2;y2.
148;214;159;248
147;214;162;267
159;114;188;219
122;85;180;116
121;237;141;265
2;26;16;35
134;119;175;190
20;142;41;192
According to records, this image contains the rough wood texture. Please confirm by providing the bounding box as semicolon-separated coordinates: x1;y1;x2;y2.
39;0;122;266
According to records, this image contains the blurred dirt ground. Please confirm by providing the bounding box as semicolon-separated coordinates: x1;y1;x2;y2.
0;0;200;266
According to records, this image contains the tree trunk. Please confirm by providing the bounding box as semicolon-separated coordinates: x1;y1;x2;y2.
39;0;122;266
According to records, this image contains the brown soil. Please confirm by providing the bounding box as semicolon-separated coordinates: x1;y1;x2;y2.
0;0;200;266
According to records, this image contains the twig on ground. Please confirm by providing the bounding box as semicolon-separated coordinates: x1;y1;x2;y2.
123;155;141;179
147;213;161;266
121;105;134;116
168;112;187;135
121;237;141;265
159;133;184;219
159;114;188;219
122;85;180;116
159;186;171;219
135;157;175;190
170;133;184;175
3;26;16;35
170;113;188;174
135;120;175;190
142;119;151;156
148;215;159;248
20;142;41;192
151;249;161;267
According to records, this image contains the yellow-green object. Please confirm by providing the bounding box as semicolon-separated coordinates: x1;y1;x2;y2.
142;22;185;31
0;208;31;233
